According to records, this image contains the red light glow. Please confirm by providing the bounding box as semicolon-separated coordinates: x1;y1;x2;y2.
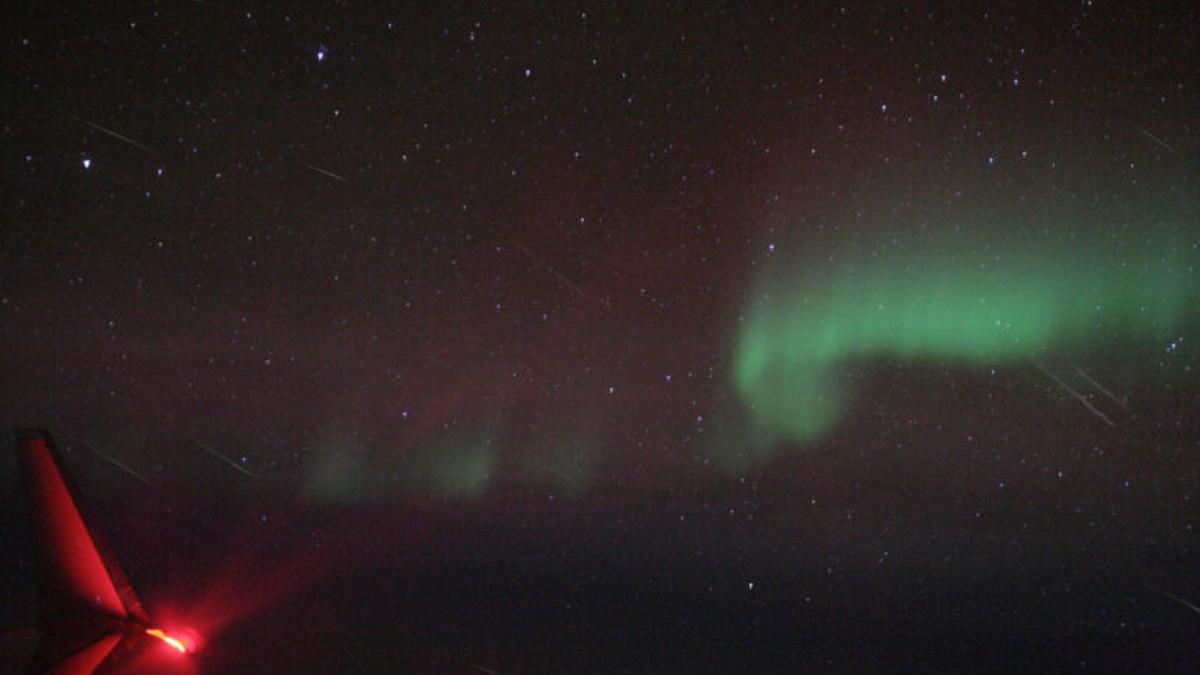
145;628;188;654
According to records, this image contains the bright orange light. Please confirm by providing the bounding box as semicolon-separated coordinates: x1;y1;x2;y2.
145;628;188;653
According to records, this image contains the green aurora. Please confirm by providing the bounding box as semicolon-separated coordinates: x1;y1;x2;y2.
403;429;496;499
731;209;1198;454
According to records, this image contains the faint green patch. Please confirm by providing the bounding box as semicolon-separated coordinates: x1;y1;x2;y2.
302;434;372;503
402;430;496;499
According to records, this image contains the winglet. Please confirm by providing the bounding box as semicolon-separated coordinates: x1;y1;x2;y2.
14;429;159;672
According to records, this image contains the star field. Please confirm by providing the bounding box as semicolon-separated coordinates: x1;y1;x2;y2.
1;3;1197;673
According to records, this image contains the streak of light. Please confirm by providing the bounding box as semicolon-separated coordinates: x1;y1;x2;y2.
145;628;188;653
1070;364;1128;410
1134;126;1184;158
306;164;348;182
61;111;155;152
540;461;580;487
1031;361;1116;427
516;245;587;300
1146;584;1200;616
82;441;152;485
471;665;501;675
192;439;261;478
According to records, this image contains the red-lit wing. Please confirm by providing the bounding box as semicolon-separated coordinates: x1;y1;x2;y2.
17;431;129;620
15;429;190;674
44;632;124;675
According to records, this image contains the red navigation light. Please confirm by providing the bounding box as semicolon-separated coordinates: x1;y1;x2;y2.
145;628;188;654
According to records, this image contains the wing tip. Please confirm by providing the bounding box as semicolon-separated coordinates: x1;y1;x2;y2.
14;427;54;441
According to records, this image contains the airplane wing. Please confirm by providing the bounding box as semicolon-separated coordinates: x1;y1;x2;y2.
15;429;194;674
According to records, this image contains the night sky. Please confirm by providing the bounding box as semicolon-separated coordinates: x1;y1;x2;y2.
2;2;1198;673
